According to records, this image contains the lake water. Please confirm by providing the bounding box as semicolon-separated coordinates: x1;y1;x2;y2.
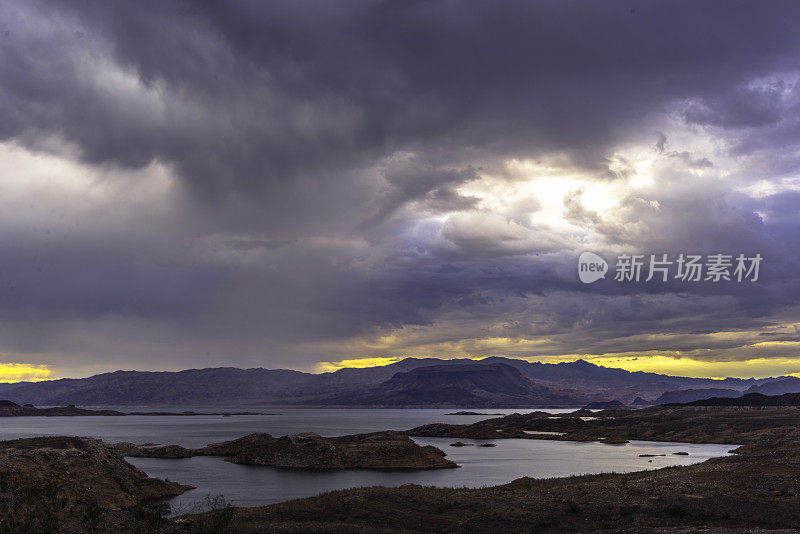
0;407;736;514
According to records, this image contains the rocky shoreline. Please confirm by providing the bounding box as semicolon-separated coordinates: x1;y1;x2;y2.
408;404;800;444
116;430;458;469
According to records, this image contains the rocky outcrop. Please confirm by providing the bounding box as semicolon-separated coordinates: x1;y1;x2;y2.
0;436;192;533
196;431;458;469
119;431;457;469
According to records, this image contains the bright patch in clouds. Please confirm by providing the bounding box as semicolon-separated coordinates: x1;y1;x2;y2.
0;141;181;228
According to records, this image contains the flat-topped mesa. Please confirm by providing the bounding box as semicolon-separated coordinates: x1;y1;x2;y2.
195;430;458;469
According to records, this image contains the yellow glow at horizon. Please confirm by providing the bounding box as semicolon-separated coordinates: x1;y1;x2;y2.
0;363;52;383
315;353;800;380
582;354;800;379
316;357;404;372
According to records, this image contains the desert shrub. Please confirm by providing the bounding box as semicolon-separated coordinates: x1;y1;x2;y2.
131;499;172;530
565;500;581;514
186;495;235;533
0;473;63;534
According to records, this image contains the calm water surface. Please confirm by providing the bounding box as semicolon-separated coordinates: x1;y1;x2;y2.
0;408;735;513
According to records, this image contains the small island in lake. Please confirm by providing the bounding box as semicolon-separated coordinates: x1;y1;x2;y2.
116;430;457;469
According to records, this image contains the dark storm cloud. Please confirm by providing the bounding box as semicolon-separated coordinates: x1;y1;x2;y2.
5;0;800;207
2;0;800;373
363;156;480;225
683;84;786;129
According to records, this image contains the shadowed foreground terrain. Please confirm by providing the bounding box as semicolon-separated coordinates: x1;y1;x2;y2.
173;439;800;533
173;406;800;533
0;437;191;533
4;407;800;532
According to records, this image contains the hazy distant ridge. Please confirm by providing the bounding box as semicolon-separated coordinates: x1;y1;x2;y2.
0;357;787;407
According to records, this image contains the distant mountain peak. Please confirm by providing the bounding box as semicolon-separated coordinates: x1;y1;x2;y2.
309;362;588;407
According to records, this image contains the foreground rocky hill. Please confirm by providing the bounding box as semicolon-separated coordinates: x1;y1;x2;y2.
0;436;191;533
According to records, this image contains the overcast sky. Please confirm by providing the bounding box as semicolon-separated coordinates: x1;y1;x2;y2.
2;0;800;380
